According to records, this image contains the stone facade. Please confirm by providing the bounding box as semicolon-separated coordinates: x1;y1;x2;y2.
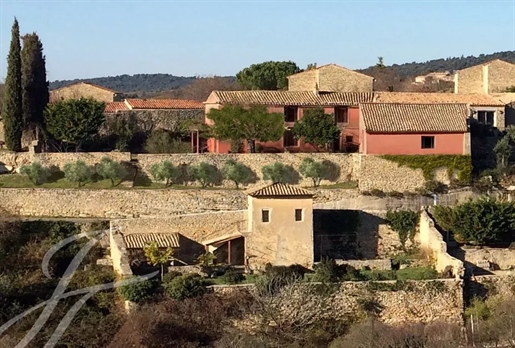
0;151;130;171
287;64;374;93
110;226;133;276
210;279;464;325
104;109;204;133
136;152;356;189
418;210;464;278
470;275;515;299
455;60;515;94
50;82;123;103
461;247;515;271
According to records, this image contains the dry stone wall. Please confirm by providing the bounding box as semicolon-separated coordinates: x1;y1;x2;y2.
211;279;464;325
0;151;130;171
461;247;515;271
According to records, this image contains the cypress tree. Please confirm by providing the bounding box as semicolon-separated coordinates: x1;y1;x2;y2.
21;33;49;134
2;18;23;151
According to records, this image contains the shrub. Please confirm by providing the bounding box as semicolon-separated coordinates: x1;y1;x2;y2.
118;278;156;304
96;157;127;187
396;267;438;280
162;271;183;284
221;159;253;189
63;160;93;187
145;130;191;154
221;269;244;284
370;189;385;197
386;210;419;250
298;157;326;187
262;162;292;183
434;197;515;245
19;162;51;185
149;160;179;187
313;257;340;282
424;180;447;194
188;162;218;188
164;274;206;300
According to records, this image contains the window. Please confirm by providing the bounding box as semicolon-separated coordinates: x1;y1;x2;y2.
283;129;298;147
345;136;353;143
284;107;298;122
335;107;348;123
421;136;435;149
295;209;303;221
478;111;495;126
261;209;270;223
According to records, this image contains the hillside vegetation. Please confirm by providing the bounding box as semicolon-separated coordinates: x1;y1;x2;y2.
46;50;515;95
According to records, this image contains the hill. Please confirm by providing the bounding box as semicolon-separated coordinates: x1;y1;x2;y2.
49;74;236;94
359;50;515;77
48;51;515;94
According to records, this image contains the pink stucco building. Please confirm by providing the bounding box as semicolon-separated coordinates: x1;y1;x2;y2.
359;103;470;155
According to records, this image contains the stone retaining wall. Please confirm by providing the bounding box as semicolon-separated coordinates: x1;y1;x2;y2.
335;259;392;270
461;247;515;271
210;279;464;325
418;210;464;279
470;275;515;298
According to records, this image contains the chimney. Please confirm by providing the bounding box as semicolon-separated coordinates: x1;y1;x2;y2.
313;82;319;96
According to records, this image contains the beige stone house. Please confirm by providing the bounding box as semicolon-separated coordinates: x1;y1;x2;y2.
287;64;374;93
50;82;125;103
454;59;515;94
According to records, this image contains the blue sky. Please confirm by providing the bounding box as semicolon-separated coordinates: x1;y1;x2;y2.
1;0;514;81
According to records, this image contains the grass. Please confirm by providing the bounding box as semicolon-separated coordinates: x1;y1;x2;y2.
316;181;358;189
0;173;118;189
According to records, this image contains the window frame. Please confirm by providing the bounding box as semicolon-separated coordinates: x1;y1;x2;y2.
295;209;303;222
261;209;270;223
283;128;298;147
421;136;435;149
334;107;349;124
284;106;298;123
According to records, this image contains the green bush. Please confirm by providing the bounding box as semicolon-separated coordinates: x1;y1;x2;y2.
162;271;183;284
188;162;218;188
164;273;206;300
433;197;515;245
299;157;326;187
149;160;179;187
145;130;191;154
96;157;127;187
386;210;419;250
117;278;156;303
221;270;245;284
262;162;292;184
63;160;93;187
396;267;438;280
313;258;340;282
424;180;447;194
222;159;253;189
19;162;51;185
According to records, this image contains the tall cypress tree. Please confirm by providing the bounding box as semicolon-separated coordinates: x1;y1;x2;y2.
2;18;23;151
21;33;49;134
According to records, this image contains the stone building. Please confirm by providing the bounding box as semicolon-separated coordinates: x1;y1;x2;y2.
454;59;515;94
359;103;470;155
50;82;125;103
287;64;374;93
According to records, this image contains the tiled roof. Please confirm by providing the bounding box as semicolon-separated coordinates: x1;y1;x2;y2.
126;98;204;109
247;183;314;197
374;92;504;107
104;102;130;113
209;90;374;106
52;82;118;93
287;64;374;80
360;103;469;133
123;233;180;249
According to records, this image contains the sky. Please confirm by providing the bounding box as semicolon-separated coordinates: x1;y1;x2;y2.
1;0;515;81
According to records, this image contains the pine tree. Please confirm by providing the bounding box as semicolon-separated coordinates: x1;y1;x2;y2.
21;32;49;135
2;18;23;151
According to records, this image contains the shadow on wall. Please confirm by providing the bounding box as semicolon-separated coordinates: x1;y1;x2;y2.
313;210;383;261
174;235;205;265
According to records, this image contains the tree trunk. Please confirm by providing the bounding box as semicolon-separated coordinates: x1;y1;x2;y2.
247;139;256;153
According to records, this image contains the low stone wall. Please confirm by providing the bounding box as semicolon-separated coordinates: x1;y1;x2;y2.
110;226;132;276
0;151;130;171
461;247;515;271
470;275;515;298
136;152;356;188
335;259;392;270
210;279;464;325
418;210;464;278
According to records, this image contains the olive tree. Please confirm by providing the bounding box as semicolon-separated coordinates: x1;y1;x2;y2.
149;160;179;187
96;157;127;187
221;159;253;189
19;162;51;185
63;160;93;187
298;157;326;187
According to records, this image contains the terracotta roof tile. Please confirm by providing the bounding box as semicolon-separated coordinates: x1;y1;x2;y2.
247;183;314;197
374;92;504;107
104;101;130;113
123;233;180;249
126;98;204;109
360;103;469;133
210;91;374;106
